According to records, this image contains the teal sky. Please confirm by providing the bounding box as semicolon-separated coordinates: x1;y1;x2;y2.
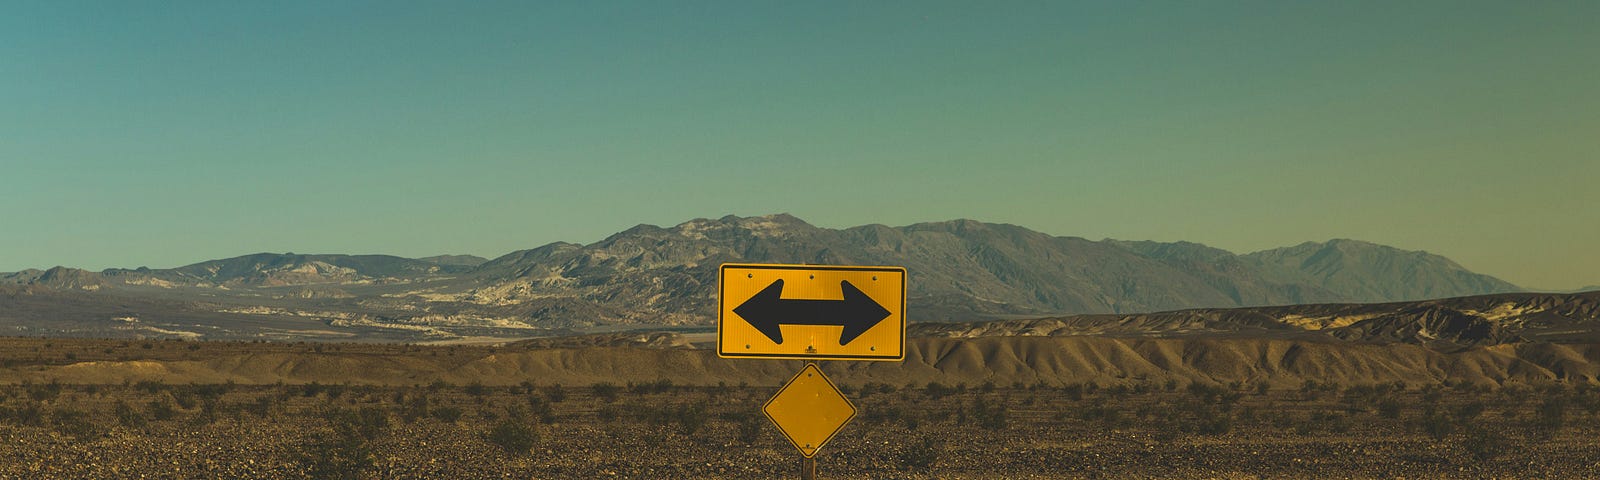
2;1;1596;290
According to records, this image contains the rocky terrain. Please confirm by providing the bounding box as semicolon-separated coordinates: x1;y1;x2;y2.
4;287;1600;478
912;291;1600;350
3;337;1600;478
0;214;1532;343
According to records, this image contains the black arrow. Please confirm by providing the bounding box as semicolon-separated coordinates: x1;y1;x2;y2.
733;279;891;346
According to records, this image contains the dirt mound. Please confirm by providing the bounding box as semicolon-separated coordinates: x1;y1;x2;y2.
911;291;1600;349
13;336;1600;388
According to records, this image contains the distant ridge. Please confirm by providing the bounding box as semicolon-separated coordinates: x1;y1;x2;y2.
416;254;489;267
1240;239;1520;303
0;214;1526;337
0;267;106;290
102;253;473;287
457;214;1522;322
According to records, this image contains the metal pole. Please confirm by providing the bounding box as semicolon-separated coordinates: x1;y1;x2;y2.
804;362;820;480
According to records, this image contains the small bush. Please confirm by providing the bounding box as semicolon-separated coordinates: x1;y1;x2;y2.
172;390;199;410
26;381;62;402
675;403;709;436
899;435;941;470
328;406;390;441
1295;412;1351;436
592;382;621;403
595;404;620;423
295;427;374;479
431;406;464;423
115;401;147;430
1077;400;1122;426
485;420;539;455
134;380;166;394
1377;398;1402;419
190;399;222;425
1062;383;1085;401
148;399;178;422
544;384;566;403
0;401;46;427
1299;380;1339;400
1462;426;1509;461
1535;396;1569;438
1452;401;1486;423
324;383;348;400
1189;405;1233;436
861;382;897;396
399;393;429;423
865;405;904;426
53;408;100;441
971;396;1007;431
628;379;674;396
1419;407;1454;441
736;412;763;445
1421;384;1445;404
246;395;276;419
527;395;556;424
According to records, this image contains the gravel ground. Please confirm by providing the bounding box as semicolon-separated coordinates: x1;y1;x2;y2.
2;383;1600;479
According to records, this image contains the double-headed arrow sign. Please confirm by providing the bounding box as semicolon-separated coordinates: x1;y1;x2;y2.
734;278;890;346
717;263;906;361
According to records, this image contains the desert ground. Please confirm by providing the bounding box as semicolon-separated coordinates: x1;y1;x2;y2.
3;336;1600;478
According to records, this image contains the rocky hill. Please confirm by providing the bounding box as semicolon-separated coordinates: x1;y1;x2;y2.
416;254;490;267
0;214;1533;339
1240;239;1521;302
446;214;1524;324
100;253;473;288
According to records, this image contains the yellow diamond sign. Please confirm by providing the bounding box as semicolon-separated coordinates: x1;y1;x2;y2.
763;363;856;458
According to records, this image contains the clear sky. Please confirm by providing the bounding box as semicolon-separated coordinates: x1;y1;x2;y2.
2;1;1596;290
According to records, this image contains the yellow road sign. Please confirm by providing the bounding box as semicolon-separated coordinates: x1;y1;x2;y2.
763;363;856;458
718;263;906;361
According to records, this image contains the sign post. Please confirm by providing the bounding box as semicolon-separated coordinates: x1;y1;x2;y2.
718;263;907;478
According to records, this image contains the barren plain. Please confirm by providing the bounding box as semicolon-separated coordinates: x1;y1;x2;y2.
4;336;1600;478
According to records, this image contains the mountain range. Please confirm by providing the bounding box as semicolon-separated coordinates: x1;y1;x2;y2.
0;214;1527;341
